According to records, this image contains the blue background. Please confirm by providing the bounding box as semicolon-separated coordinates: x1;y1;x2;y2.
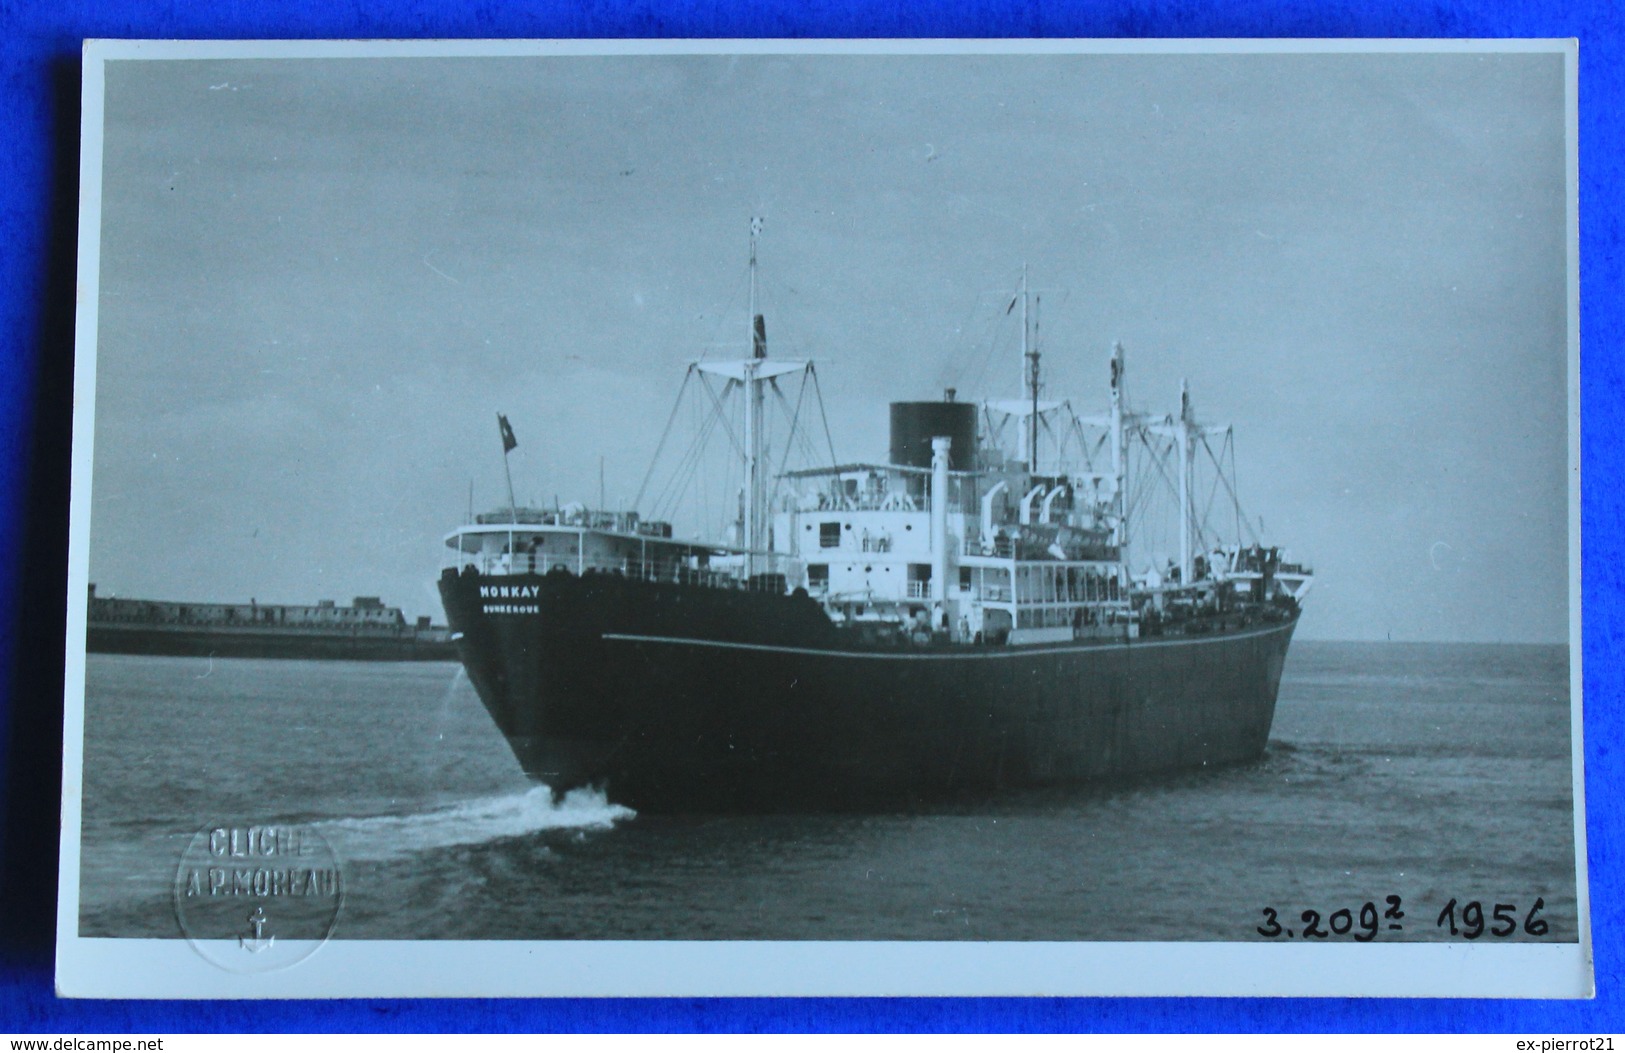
1;0;1617;1033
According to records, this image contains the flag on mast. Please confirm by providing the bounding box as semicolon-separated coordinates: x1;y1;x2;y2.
497;413;520;526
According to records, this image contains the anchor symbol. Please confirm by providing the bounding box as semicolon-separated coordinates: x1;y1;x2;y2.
240;906;275;953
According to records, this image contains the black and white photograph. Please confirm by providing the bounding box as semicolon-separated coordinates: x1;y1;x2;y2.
56;39;1586;998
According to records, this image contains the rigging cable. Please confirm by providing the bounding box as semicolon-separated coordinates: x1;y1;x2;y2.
1202;430;1259;547
652;377;731;523
808;365;839;467
632;367;694;513
771;376;814;483
1196;435;1226;552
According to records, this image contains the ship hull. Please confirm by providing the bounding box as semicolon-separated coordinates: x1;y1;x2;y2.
439;569;1296;812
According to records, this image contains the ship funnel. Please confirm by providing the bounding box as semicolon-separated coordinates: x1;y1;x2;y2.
890;400;976;471
753;314;767;359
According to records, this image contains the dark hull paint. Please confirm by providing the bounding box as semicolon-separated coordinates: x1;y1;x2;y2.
88;624;459;662
439;568;1297;812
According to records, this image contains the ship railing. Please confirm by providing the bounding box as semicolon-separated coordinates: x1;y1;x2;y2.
963;534;1122;563
963;534;1018;558
451;550;800;593
794;490;920;514
472;508;648;532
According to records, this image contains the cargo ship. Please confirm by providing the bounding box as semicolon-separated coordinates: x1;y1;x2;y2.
438;230;1313;811
87;587;457;661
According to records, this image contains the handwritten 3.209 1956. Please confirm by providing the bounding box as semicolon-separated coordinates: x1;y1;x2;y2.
1256;896;1550;940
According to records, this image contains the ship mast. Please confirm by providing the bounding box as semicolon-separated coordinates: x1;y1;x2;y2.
1177;379;1193;584
742;217;772;578
677;221;818;578
1110;343;1128;584
743;218;761;577
1018;265;1042;473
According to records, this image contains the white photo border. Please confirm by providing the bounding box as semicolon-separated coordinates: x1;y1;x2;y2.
56;36;1589;1000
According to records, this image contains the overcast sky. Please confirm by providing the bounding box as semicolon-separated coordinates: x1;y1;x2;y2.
86;48;1571;643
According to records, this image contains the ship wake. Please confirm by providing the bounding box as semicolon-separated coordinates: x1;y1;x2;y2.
314;786;636;863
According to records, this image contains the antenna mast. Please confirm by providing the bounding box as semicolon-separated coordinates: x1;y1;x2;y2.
1178;379;1193;585
1017;265;1044;473
743;216;766;577
1028;289;1041;475
1110;343;1128;584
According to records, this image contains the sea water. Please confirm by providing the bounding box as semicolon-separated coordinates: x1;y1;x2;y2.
75;642;1578;942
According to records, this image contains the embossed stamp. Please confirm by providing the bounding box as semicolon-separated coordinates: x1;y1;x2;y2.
172;824;343;973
